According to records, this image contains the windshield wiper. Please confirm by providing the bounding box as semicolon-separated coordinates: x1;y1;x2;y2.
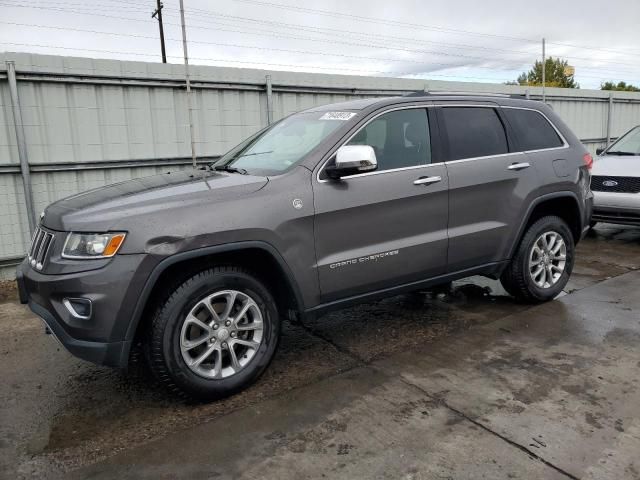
606;150;637;156
212;165;248;175
235;150;273;158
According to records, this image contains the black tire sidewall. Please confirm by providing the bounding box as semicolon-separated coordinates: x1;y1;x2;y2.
518;217;575;301
153;268;279;400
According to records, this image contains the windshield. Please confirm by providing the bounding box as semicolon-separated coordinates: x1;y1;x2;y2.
214;111;353;175
606;126;640;155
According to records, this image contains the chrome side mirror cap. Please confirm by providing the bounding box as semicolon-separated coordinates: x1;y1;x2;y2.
325;145;378;179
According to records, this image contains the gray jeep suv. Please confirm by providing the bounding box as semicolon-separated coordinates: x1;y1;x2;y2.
17;94;593;400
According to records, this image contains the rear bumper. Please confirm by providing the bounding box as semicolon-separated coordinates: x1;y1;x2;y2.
16;254;150;368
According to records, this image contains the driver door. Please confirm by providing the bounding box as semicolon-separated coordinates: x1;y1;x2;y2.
312;107;449;303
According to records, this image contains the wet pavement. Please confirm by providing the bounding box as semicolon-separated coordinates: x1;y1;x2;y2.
1;224;639;479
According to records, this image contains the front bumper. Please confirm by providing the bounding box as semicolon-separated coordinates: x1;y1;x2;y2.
17;253;150;368
592;191;640;226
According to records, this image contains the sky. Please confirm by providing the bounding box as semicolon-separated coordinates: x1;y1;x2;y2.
1;0;640;89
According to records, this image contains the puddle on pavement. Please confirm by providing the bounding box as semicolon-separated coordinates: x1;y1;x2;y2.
40;276;517;467
304;276;525;363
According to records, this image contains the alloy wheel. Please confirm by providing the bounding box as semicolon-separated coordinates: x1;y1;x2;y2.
179;290;264;379
529;231;567;289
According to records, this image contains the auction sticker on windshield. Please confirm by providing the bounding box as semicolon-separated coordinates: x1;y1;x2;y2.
320;112;357;121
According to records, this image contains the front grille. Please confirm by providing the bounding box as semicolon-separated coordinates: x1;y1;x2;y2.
591;175;640;193
28;226;54;271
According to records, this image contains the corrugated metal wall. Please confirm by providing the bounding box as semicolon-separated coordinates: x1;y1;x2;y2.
2;52;640;279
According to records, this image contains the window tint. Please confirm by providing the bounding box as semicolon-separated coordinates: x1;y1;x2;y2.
504;108;563;151
440;107;508;160
347;108;430;170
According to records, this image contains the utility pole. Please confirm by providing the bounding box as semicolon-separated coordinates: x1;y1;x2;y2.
179;0;197;168
542;37;546;103
152;0;166;63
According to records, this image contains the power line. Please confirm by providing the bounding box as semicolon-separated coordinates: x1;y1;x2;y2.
0;42;520;80
6;0;640;62
183;11;538;58
3;2;640;84
0;2;161;24
225;0;538;44
0;20;535;73
177;17;640;74
4;20;640;81
180;12;640;69
225;0;640;59
4;0;640;71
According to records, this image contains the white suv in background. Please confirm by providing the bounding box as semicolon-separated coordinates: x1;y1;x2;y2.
591;126;640;227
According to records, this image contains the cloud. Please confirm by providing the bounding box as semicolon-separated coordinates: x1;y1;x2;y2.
1;0;639;89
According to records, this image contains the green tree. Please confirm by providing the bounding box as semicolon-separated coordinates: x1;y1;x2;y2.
601;81;640;92
514;57;578;88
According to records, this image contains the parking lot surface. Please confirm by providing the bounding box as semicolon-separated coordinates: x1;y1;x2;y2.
1;225;639;479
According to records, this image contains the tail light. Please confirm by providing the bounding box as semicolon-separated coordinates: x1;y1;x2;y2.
583;153;593;170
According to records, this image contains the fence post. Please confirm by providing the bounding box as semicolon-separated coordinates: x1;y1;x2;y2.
6;61;36;235
265;75;273;125
606;92;614;147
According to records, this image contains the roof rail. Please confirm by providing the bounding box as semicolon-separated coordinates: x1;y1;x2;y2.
403;90;511;98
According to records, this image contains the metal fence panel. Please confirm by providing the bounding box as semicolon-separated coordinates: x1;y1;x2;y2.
1;51;640;279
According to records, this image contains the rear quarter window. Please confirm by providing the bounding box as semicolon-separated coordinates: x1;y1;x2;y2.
503;108;564;151
440;107;508;161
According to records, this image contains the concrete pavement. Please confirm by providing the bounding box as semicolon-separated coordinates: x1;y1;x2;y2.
73;270;640;480
2;226;639;478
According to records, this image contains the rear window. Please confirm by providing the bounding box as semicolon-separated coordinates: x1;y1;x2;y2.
503;108;564;151
440;107;508;161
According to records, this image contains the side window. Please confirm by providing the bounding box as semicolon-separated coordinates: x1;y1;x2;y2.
503;108;564;151
347;108;430;171
440;107;508;161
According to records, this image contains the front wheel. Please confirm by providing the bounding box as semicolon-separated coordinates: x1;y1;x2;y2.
501;216;575;303
144;266;280;401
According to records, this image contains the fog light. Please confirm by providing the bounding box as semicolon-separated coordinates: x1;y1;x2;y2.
63;298;92;320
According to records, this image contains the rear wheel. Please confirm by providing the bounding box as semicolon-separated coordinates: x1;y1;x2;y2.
145;266;280;401
501;216;575;303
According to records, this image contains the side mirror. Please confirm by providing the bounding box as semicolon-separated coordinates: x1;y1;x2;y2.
596;147;605;156
325;145;377;180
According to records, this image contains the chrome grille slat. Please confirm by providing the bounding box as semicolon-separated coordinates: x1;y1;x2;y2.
27;226;54;271
29;229;43;260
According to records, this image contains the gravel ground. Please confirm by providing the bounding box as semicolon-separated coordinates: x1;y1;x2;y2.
1;225;638;478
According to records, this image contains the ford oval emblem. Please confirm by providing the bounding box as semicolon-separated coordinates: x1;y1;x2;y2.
602;180;618;187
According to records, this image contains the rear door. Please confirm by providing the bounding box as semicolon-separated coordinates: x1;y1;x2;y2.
436;104;540;272
312;106;449;303
501;106;570;186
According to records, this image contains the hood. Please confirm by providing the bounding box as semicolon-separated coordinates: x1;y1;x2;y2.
42;169;268;232
592;154;640;177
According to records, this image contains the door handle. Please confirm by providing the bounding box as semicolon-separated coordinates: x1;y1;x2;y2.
413;176;442;186
508;162;531;171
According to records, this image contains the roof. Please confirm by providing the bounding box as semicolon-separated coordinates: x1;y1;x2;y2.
303;93;546;115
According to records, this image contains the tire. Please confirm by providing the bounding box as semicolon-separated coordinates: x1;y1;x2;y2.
500;216;575;303
144;266;280;401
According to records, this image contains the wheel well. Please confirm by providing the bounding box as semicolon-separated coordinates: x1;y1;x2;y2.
131;248;301;356
525;196;582;244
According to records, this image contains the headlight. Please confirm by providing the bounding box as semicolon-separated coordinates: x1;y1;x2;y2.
62;232;126;259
